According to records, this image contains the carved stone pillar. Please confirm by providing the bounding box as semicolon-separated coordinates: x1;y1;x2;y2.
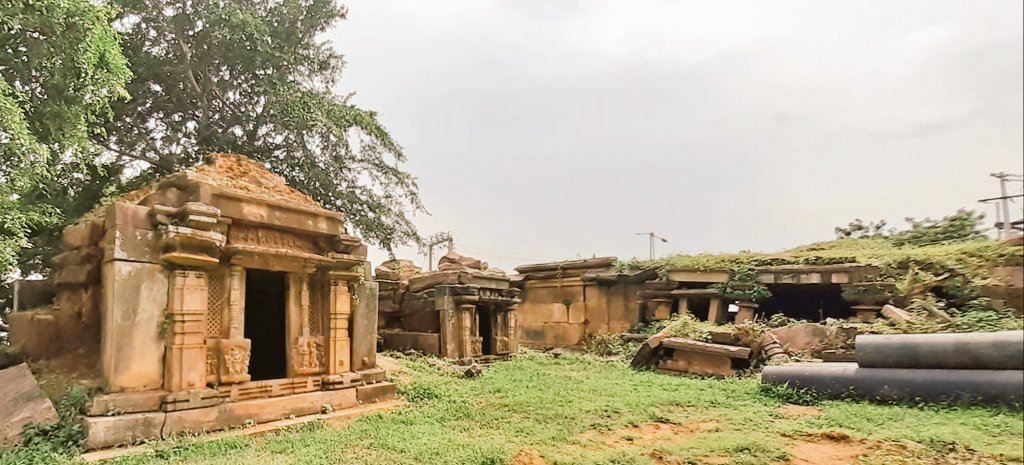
292;273;323;375
227;265;245;339
436;287;457;358
678;297;690;317
708;297;726;324
507;305;518;353
459;304;482;358
326;278;352;374
165;270;209;392
208;265;252;385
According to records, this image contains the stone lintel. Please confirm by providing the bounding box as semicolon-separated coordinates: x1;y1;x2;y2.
661;338;751;359
665;269;731;284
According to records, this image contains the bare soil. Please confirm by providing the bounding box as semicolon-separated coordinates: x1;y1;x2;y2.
510;449;550;465
778;404;822;418
581;419;719;449
786;432;871;465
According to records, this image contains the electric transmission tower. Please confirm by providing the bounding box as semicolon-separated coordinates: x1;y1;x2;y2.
424;232;454;271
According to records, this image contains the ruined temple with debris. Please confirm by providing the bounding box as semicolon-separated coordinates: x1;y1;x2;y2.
376;253;520;362
7;154;394;449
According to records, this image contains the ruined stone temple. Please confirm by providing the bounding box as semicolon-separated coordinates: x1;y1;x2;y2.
376;253;520;362
8;154;393;449
513;257;655;348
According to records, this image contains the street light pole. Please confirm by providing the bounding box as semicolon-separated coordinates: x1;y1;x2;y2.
635;232;668;260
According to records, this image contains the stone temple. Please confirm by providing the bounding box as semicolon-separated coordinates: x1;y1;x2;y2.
376;253;520;363
8;154;393;449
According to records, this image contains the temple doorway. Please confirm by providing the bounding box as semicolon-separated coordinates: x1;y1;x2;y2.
478;307;494;356
245;269;288;380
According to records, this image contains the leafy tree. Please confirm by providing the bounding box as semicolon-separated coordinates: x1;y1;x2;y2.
101;0;423;253
890;209;986;247
0;0;131;277
834;218;891;239
834;209;987;247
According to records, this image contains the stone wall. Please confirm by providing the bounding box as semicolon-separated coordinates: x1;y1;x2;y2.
513;258;650;348
9;218;107;360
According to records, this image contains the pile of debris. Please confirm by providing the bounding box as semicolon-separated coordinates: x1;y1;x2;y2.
630;319;834;377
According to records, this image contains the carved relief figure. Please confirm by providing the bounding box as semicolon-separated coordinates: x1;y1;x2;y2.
224;345;251;376
228;225;316;254
293;337;323;371
206;349;218;378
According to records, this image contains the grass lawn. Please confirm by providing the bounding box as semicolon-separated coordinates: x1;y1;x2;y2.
14;351;1024;465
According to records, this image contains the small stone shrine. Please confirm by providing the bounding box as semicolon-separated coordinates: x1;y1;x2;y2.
377;253;520;363
8;154;393;449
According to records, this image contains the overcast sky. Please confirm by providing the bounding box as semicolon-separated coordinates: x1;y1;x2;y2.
328;1;1024;272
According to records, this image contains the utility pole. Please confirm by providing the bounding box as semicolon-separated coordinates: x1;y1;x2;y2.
635;232;668;260
424;232;454;271
987;172;1023;240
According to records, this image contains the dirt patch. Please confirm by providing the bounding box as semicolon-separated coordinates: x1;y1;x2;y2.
511;449;550;465
787;432;872;465
778;404;822;418
582;420;718;449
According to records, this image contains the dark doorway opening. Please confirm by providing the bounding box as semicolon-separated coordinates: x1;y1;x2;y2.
478;307;494;356
245;269;287;380
760;284;850;321
688;297;711;322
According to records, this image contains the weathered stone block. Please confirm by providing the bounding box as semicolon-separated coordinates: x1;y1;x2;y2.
0;364;59;449
102;224;160;263
101;261;167;392
352;279;379;371
407;271;461;293
659;350;734;376
105;202;155;230
52;246;102;267
356;381;396;404
382;331;441;354
162;388;357;436
83;391;168;416
62;219;105;250
81;411;166;450
54;263;101;285
400;310;440;333
7;312;60;360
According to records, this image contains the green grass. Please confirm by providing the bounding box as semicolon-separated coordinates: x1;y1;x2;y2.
5;352;1022;465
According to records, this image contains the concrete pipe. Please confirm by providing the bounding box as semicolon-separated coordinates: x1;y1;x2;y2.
762;363;1024;405
856;330;1024;370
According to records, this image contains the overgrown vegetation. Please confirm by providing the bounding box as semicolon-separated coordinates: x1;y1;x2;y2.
582;332;639;358
0;386;90;465
619;210;1022;335
16;353;1017;465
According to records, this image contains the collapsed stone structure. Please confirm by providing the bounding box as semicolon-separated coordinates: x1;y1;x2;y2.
377;253;520;362
637;264;885;325
512;257;655;348
8;154;392;449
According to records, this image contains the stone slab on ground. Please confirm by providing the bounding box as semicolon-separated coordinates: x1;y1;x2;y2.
79;399;405;463
661;338;751;359
81;382;397;450
0;363;59;449
764;323;828;357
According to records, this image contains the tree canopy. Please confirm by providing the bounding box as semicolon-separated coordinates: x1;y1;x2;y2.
0;0;131;276
104;0;423;251
6;0;424;278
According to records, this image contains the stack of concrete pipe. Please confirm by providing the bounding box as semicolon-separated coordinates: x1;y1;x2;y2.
762;330;1024;405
